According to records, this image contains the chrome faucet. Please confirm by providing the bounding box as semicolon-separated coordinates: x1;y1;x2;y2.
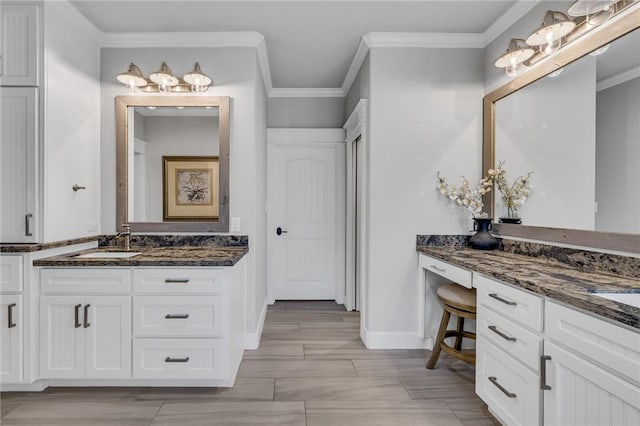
115;223;132;251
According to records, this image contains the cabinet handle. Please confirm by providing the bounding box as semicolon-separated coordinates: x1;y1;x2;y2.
25;214;33;236
540;355;552;390
165;314;190;319
74;304;82;328
488;325;516;342
164;279;190;284
488;293;517;306
83;304;91;328
488;376;517;398
430;265;446;273
165;357;190;363
7;303;17;328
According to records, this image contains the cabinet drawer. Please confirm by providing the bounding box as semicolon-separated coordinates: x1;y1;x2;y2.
476;337;541;426
546;301;640;384
133;339;228;379
478;304;542;372
0;256;23;292
421;255;472;288
133;296;225;337
133;269;225;294
41;269;131;294
476;274;543;331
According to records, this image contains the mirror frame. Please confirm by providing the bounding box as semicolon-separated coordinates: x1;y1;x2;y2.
483;6;640;254
115;95;230;232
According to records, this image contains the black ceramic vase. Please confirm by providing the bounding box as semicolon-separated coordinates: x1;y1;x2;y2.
499;217;522;224
469;218;499;250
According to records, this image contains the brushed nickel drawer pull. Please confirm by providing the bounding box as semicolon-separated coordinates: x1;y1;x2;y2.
489;293;517;306
488;325;516;342
7;303;17;328
165;356;190;363
83;304;91;328
430;265;446;273
164;279;190;284
25;214;33;237
540;355;552;390
74;304;82;328
488;376;517;398
165;314;190;319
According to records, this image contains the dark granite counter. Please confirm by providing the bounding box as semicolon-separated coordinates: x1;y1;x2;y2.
0;236;102;253
33;246;248;267
417;245;640;330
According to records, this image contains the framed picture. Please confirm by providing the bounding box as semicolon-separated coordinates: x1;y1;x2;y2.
162;156;219;221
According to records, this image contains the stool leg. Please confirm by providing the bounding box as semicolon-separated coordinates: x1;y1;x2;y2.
426;308;451;369
454;317;465;351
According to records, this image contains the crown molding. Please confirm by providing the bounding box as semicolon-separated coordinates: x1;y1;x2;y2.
267;128;346;144
597;66;640;92
102;31;264;48
368;32;484;48
270;88;345;98
256;37;274;95
340;34;372;98
482;0;541;46
344;99;368;142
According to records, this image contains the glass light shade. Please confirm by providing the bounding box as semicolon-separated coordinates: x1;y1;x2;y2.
526;10;576;48
567;0;616;17
116;63;147;89
589;44;610;56
149;62;179;87
183;62;212;87
494;38;535;70
547;68;564;78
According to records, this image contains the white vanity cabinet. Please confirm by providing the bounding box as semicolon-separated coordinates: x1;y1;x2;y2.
0;3;40;86
0;294;22;383
39;269;132;379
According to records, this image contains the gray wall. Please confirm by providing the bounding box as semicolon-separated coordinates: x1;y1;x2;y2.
267;97;345;128
596;77;640;233
345;52;371;119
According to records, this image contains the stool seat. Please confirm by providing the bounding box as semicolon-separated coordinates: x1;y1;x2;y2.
426;283;477;370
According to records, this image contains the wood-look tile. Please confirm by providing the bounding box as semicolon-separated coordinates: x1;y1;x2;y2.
237;360;356;378
444;399;501;426
280;301;347;312
1;387;142;403
305;400;463;426
261;330;362;345
261;323;300;333
299;321;359;330
274;377;411;401
1;401;21;418
243;344;304;360
304;344;425;360
265;312;351;323
152;401;305;426
135;379;275;402
400;374;476;400
2;401;160;425
353;358;436;377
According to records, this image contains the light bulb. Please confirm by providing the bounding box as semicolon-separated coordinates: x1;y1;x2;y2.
540;33;561;55
505;58;523;77
587;5;614;27
127;79;136;92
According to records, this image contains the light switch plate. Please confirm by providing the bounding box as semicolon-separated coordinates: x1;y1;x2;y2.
230;217;241;232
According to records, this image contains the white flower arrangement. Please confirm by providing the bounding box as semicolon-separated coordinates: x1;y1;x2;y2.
437;172;492;218
488;161;533;219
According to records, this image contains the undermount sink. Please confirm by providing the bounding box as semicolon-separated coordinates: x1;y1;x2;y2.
76;252;141;259
591;292;640;309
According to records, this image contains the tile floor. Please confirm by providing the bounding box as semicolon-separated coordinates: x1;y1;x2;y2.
0;301;498;425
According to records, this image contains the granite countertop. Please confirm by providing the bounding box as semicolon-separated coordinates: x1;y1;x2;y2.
0;236;103;253
33;246;249;267
417;246;640;330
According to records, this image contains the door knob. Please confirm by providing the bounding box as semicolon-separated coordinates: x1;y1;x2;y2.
276;227;288;236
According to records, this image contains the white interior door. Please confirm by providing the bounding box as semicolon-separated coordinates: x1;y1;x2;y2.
268;143;341;301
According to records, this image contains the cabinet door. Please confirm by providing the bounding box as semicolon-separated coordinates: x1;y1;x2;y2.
84;296;131;379
40;296;84;379
0;4;39;86
544;341;640;426
0;87;38;243
0;295;22;383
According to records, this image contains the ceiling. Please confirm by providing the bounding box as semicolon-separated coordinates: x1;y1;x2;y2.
71;0;521;89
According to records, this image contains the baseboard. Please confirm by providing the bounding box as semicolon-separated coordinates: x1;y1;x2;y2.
0;381;48;392
361;325;432;349
244;299;268;349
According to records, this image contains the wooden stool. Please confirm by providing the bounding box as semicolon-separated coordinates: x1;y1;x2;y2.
426;283;476;369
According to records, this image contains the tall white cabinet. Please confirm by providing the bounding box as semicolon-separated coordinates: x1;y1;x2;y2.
0;3;40;86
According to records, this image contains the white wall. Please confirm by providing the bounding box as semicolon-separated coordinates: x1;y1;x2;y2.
596;77;640;233
495;57;597;230
100;46;268;338
42;1;102;242
345;52;370;119
364;47;484;344
268;97;345;128
140;115;219;222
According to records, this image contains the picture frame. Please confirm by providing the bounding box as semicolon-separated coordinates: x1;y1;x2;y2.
162;156;220;221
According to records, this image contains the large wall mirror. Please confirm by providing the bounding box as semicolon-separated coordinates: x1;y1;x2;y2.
484;6;640;253
116;96;230;232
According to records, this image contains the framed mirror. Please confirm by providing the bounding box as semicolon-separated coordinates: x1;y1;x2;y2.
116;96;230;232
483;6;640;253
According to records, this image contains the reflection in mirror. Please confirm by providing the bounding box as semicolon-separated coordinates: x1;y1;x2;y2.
494;28;640;234
128;106;220;222
115;96;229;233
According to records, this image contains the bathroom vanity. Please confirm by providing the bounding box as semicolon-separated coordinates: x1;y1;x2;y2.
417;239;640;426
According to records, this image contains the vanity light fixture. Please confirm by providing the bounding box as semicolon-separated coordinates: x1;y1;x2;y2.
116;62;212;93
590;44;611;55
568;0;619;26
547;68;564;77
526;10;576;56
494;38;535;77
